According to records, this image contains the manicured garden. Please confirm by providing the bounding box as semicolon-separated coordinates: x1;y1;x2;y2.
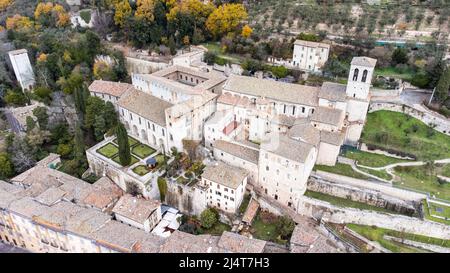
361;111;450;161
422;199;450;225
343;148;409;168
96;143;119;158
304;191;406;215
131;144;156;159
132;165;150;176
112;154;139;166
113;136;138;147
314;163;369;180
250;211;294;245
347;224;450;252
393;165;450;202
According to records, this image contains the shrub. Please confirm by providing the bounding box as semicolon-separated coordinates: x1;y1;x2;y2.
200;208;218;229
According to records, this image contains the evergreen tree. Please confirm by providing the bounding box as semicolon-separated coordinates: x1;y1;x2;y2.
116;121;131;166
168;36;176;55
435;66;450;103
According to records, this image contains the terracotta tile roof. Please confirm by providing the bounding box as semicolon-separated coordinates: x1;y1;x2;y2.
261;133;315;163
202;162;248;189
217;231;266;253
82;177;123;210
351;57;377;67
88;80;133;98
224;75;319;106
311;106;345;127
319;82;347;102
159;230;223;253
213;140;259;164
320;131;345;146
294;40;331;49
242;198;259;224
112;194;160;224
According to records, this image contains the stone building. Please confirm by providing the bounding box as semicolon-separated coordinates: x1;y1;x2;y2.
8;49;35;91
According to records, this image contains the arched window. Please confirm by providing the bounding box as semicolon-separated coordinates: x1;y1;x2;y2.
362;70;368;82
353;68;359;81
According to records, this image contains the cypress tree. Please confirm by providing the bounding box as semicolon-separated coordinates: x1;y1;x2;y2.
435;66;450;103
116;121;131;166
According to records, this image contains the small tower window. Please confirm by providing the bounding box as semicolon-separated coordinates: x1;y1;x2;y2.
353;68;359;81
362;70;368;82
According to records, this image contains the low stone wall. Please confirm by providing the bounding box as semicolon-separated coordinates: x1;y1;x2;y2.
297;196;450;240
126;57;169;74
312;171;427;202
307;177;417;216
368;102;450;136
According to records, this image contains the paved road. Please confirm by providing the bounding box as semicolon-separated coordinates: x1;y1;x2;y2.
0;241;29;253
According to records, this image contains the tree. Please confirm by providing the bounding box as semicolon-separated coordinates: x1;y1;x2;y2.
206;3;248;37
34;86;52;102
116;121;131;166
157;177;167;202
135;0;155;22
4;90;27;106
241;24;253;38
56;143;72;158
6;14;33;31
391;48;409;65
0;0;12;12
32;106;49;130
200;208;218;229
168;36;176;55
435;66;450;103
114;0;132;27
25;116;36;132
126;181;142;196
0;153;14;179
276;216;295;239
73;85;90;118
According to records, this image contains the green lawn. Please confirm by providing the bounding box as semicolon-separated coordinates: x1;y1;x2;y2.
343;149;409;168
131;144;156;159
202;42;244;64
113;136;139;147
428;202;450;219
304;190;407;215
393;165;450;202
251;211;288;244
96;143;119;158
359;167;393;181
347;224;449;252
374;67;415;82
132;165;150;176
314;163;369;180
239;194;251;215
422;199;450;225
112;154;139;167
200;222;231;236
361;111;450;161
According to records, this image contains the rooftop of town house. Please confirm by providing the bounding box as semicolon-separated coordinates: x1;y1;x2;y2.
218;231;267;253
159;230;223;253
166;91;218;119
261;133;315;163
0;180;24;195
242;198;259;224
213;140;259;164
288;121;321;146
310;106;345;127
35;186;67;206
112;194;161;224
319;82;347;102
224;75;320;106
81;177;123;211
116;88;173;126
131;234;167;253
92;220;150;252
351;56;377;68
88;80;134;98
202;162;248;189
294;39;331;49
217;92;256;109
320;130;345;146
290;223;340;253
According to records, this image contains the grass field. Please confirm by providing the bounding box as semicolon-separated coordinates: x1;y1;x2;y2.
251;211;287;244
422;199;450;225
393;165;450;202
112;154;139;167
361;111;450;161
304;191;404;215
201;42;244;64
343;149;409;168
96;143;119;158
314;163;369;180
132;165;150;176
359;167;393;181
347;224;449;252
374;67;415;82
113;136;139;147
131;144;156;159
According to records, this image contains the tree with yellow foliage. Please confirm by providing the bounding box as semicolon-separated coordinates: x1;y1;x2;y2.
241;24;252;38
0;0;12;12
135;0;155;22
206;3;248;37
167;0;214;22
114;0;132;27
34;2;70;28
6;14;33;31
37;53;48;63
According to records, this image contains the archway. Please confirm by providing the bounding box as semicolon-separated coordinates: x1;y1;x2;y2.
132;125;139;137
141;129;148;142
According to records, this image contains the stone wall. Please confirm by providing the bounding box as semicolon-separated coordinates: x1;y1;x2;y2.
368;102;450;136
307;177;417;216
126;57;169;75
296;196;450;240
165;179;207;216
